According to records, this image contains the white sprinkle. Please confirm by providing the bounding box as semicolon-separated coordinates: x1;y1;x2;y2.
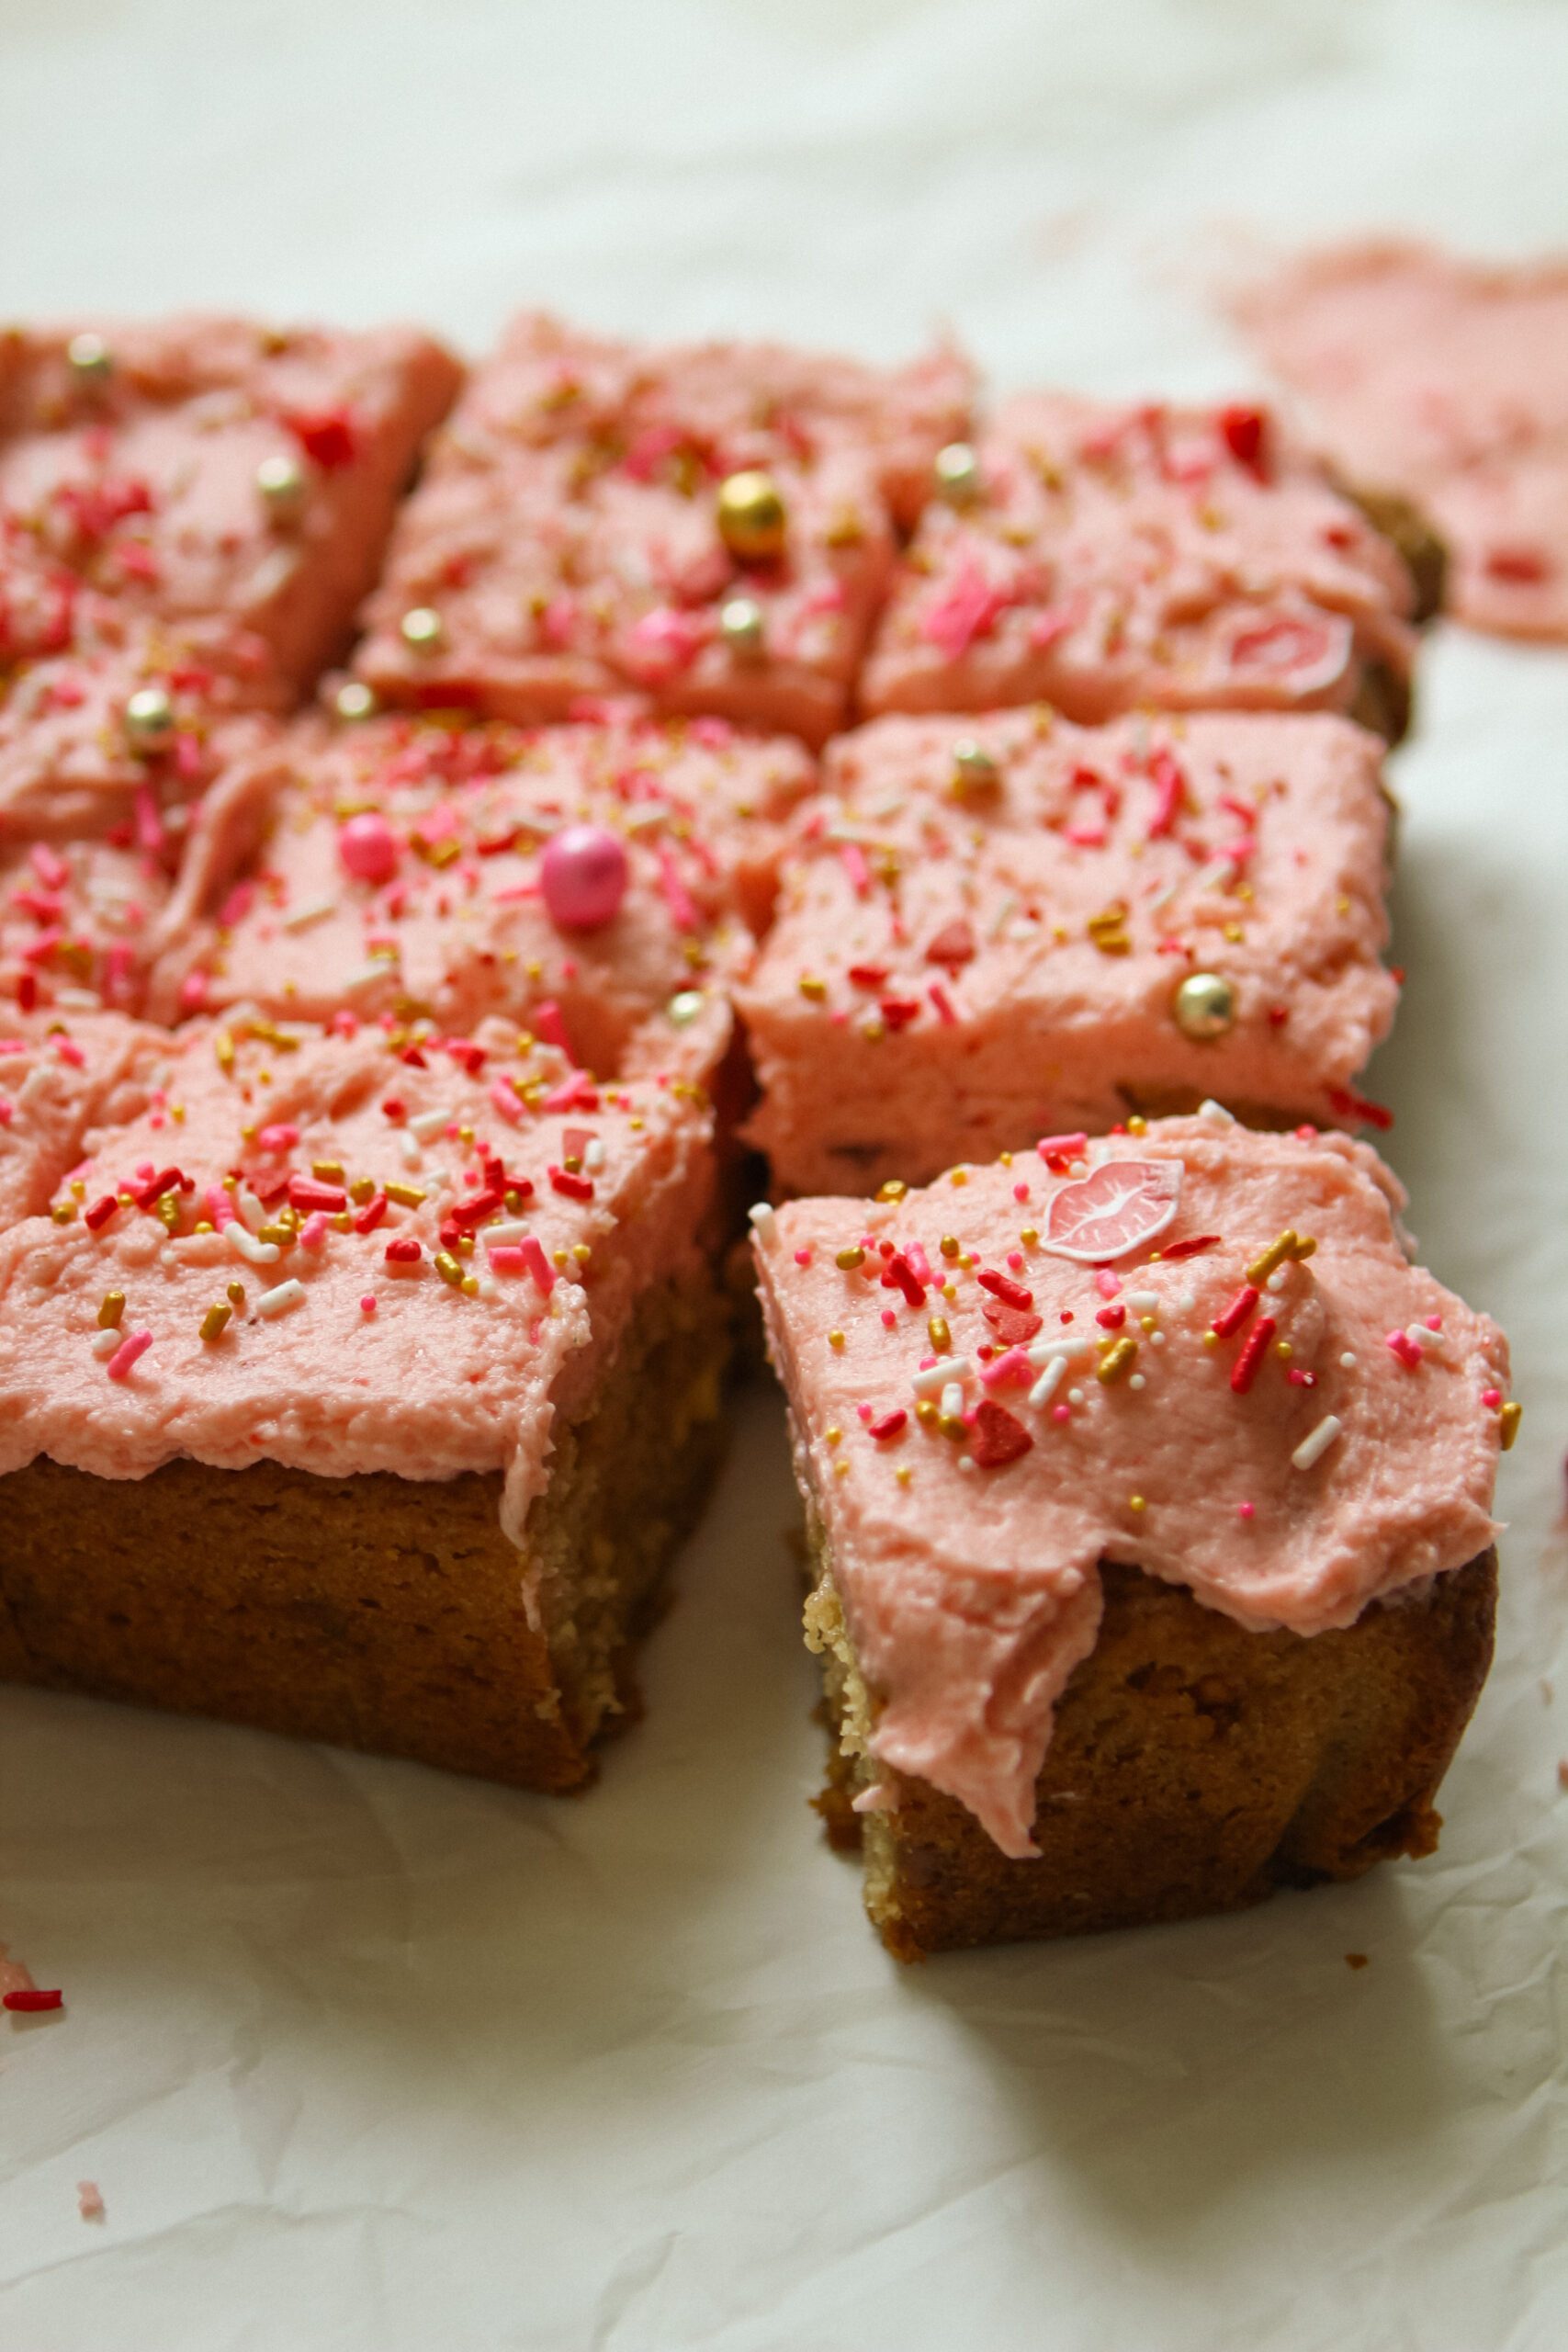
1266;1269;1288;1294
17;1066;52;1105
55;988;102;1012
237;1186;268;1233
1067;1385;1085;1406
1124;1290;1160;1313
583;1139;606;1171
1026;1335;1091;1367
484;1220;532;1250
409;1107;451;1142
1194;854;1237;893
1128;1373;1146;1391
1199;1098;1236;1125
748;1202;779;1249
343;962;397;993
1179;1290;1198;1313
913;1355;969;1397
281;896;338;933
940;1381;964;1420
1150;1329;1168;1347
957;1454;977;1475
1292;1414;1343;1471
398;1132;423;1170
254;1278;307;1319
1029;1354;1070;1409
1339;1351;1358;1370
90;1328;120;1359
227;1223;280;1265
1406;1323;1448;1354
160;1244;179;1269
476;1278;498;1302
1068;1158;1089;1178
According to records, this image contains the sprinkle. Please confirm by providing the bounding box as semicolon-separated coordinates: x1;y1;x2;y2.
1339;1351;1358;1370
748;1202;779;1250
227;1224;279;1266
383;1181;426;1209
1499;1401;1522;1451
254;1279;306;1318
1211;1284;1260;1339
409;1107;451;1142
1236;1501;1256;1521
940;1380;964;1420
1199;1098;1235;1124
927;1315;951;1353
434;1250;465;1288
199;1303;231;1342
106;1329;152;1381
1246;1230;1299;1285
360;1295;377;1315
96;1290;126;1330
869;1409;908;1442
84;1193;120;1232
384;1237;423;1266
519;1236;555;1294
1158;1234;1220;1261
939;1235;961;1259
90;1329;119;1359
970;1400;1033;1467
3;1988;62;2013
835;1245;866;1271
1097;1336;1138;1385
1028;1354;1070;1409
1128;1494;1146;1513
1386;1329;1424;1371
829;1329;845;1351
1230;1317;1277;1394
1292;1414;1343;1470
977;1268;1032;1312
1124;1290;1160;1313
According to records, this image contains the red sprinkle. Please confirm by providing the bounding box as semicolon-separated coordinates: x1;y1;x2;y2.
1387;1329;1424;1370
1218;402;1269;479
1037;1131;1088;1165
283;405;359;469
925;920;976;970
882;1252;926;1307
2;1988;62;2013
287;1176;347;1214
970;1400;1034;1469
384;1237;423;1264
1211;1283;1260;1339
868;1409;908;1442
1230;1316;1277;1395
1159;1233;1222;1261
977;1268;1032;1312
1095;1303;1126;1329
981;1297;1042;1347
1328;1086;1394;1134
548;1164;594;1202
84;1193;119;1231
354;1192;388;1235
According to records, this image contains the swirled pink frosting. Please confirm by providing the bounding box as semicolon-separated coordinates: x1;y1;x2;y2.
151;707;815;1081
1234;240;1568;640
0;1010;172;1226
740;708;1397;1195
0;1014;715;1551
861;392;1415;722
754;1115;1508;1856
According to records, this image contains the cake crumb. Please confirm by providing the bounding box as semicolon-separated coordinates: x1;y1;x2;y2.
1345;1951;1370;1971
77;2180;106;2223
1556;1759;1568;1792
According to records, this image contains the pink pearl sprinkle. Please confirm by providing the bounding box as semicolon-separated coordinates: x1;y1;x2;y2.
1426;1314;1443;1331
880;1308;897;1329
106;1329;152;1381
856;1403;873;1423
359;1295;377;1315
1051;1403;1072;1425
338;811;400;886
540;823;628;932
1237;1501;1256;1521
1481;1386;1501;1408
794;1248;812;1267
1006;1250;1024;1271
1012;1182;1030;1203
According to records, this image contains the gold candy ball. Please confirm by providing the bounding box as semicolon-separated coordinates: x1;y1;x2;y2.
667;988;706;1029
122;684;175;750
951;738;1000;796
716;469;787;563
333;680;378;722
1173;970;1237;1040
933;441;981;505
66;331;113;385
400;605;445;652
719;594;766;660
255;452;308;519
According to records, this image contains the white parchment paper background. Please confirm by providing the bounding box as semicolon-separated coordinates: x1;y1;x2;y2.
2;4;1566;2346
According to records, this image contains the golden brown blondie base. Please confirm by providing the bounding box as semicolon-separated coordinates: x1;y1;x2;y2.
809;1546;1497;1958
0;1272;729;1789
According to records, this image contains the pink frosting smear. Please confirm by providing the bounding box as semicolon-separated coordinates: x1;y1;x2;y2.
355;312;974;745
0;1010;174;1227
0;1014;715;1555
151;707;815;1081
859;392;1416;723
1233;240;1568;640
739;708;1398;1196
0;316;461;691
754;1116;1509;1858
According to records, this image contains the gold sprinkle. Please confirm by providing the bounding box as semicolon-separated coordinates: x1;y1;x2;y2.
1126;1114;1147;1136
69;1179;85;1200
915;1398;938;1429
1292;1235;1317;1262
939;1235;960;1260
97;1290;126;1330
798;975;828;1001
312;1159;345;1183
950;1169;968;1187
199;1303;231;1343
434;1250;464;1288
1097;1336;1139;1384
384;1182;426;1208
551;1249;570;1270
938;1412;968;1442
51;1200;77;1225
1499;1400;1522;1451
215;1032;235;1073
1140;1315;1156;1334
835;1246;866;1271
1275;1340;1293;1361
1202;1330;1219;1349
460;1274;480;1297
895;1465;912;1487
1128;1493;1146;1513
226;1280;246;1307
1247;1229;1299;1285
834;1458;851;1477
348;1176;376;1204
829;1329;846;1351
1019;1227;1039;1248
875;1179;908;1204
825;1426;842;1448
572;1243;592;1264
927;1315;951;1353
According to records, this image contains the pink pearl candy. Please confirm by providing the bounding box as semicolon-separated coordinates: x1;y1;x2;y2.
338;812;400;885
540;823;627;931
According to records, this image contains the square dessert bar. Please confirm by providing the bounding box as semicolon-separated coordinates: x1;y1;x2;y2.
354;312;974;745
0;1013;729;1787
859;393;1423;740
739;708;1399;1197
152;707;816;1089
752;1114;1512;1954
0;315;461;693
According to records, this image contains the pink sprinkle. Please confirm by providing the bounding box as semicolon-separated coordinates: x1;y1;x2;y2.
256;1123;299;1153
1012;1182;1030;1204
880;1308;897;1329
1426;1315;1443;1332
1094;1268;1122;1299
840;842;871;897
359;1295;377;1315
1237;1501;1256;1521
794;1248;812;1267
1481;1386;1502;1408
1006;1250;1024;1272
919;555;1015;662
1051;1403;1072;1424
978;1346;1032;1388
488;1246;526;1274
299;1212;329;1250
490;1079;523;1125
1386;1329;1424;1371
519;1236;555;1295
52;1037;85;1069
106;1329;152;1382
856;1402;873;1423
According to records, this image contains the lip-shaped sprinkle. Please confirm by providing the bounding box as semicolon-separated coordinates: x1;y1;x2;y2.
1041;1159;1182;1263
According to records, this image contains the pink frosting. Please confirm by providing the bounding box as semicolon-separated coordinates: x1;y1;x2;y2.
739;709;1397;1195
1234;240;1568;640
755;1116;1508;1856
355;313;974;745
150;708;815;1080
0;317;461;689
0;1009;172;1226
0;1014;714;1552
860;392;1416;722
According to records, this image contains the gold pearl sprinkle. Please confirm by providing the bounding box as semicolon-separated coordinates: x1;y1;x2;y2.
716;469;788;561
939;1235;960;1259
1128;1494;1147;1513
1173;970;1237;1041
829;1329;846;1351
825;1426;842;1447
400;605;445;651
67;330;113;382
836;1246;866;1271
226;1280;246;1307
875;1180;908;1204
